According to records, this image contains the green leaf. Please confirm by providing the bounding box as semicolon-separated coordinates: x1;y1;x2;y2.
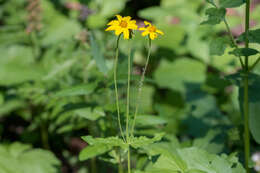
79;144;112;161
209;37;230;56
130;133;164;149
249;102;260;143
135;115;168;126
54;83;97;97
219;0;245;8
229;48;259;57
237;29;260;44
0;142;60;173
206;0;216;6
90;33;108;75
154;58;206;93
201;8;226;25
79;136;127;161
75;107;105;121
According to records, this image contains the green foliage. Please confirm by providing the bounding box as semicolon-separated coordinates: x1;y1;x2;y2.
201;8;226;25
209;37;230;56
238;29;260;44
0;143;60;173
229;48;259;57
219;0;245;8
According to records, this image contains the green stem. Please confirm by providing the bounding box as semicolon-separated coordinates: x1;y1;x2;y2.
91;158;97;173
40;121;50;150
223;18;244;68
114;34;126;142
128;146;131;173
244;0;251;172
126;40;131;173
131;38;152;136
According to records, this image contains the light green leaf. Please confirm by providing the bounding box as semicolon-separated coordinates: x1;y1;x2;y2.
54;83;97;97
79;144;112;161
135;115;168;126
130;133;164;149
0;142;60;173
75;107;105;121
154;58;206;93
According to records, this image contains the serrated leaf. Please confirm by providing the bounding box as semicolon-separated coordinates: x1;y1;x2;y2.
219;0;245;8
201;8;226;25
130;133;164;149
229;48;259;57
54;83;97;97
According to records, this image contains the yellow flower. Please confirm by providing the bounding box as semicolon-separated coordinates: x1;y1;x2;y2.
105;15;138;39
139;21;164;40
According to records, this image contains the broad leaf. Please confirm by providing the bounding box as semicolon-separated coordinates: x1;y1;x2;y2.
238;29;260;44
219;0;245;8
201;8;226;25
210;37;231;56
0;143;60;173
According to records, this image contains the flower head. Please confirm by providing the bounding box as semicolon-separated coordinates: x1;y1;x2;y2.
139;21;164;40
105;15;138;39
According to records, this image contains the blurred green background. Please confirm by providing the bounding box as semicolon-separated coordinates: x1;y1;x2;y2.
0;0;260;172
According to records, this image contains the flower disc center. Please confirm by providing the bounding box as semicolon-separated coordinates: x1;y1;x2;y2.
149;26;156;32
120;20;128;28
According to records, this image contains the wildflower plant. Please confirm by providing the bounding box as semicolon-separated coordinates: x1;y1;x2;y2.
79;15;164;173
203;0;260;172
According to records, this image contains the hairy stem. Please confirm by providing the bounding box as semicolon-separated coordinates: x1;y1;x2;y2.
114;34;125;142
131;38;152;136
244;0;251;172
126;41;132;173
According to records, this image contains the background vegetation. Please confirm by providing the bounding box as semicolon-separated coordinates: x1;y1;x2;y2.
0;0;260;172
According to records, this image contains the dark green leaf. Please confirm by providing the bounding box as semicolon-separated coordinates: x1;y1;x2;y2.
79;144;112;161
206;0;216;6
201;8;226;25
219;0;245;8
249;102;260;144
229;48;259;57
237;29;260;44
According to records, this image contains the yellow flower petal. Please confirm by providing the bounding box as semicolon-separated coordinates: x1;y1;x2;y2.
128;23;138;30
124;16;132;22
115;28;123;36
144;21;152;26
116;15;122;22
105;25;119;31
149;33;157;40
139;27;146;31
107;20;119;26
156;29;164;35
123;29;130;39
142;30;149;37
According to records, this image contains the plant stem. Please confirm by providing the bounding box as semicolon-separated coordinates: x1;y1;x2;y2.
91;157;97;173
131;38;152;136
128;146;131;173
126;40;131;173
249;56;260;71
244;0;251;172
223;18;244;68
114;34;126;142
